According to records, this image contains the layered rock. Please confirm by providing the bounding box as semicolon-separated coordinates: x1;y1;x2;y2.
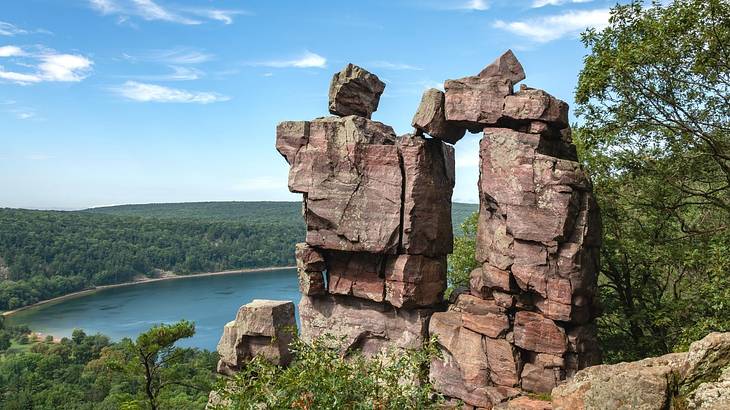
328;63;385;118
428;51;601;408
274;52;601;407
216;300;296;375
277;63;453;356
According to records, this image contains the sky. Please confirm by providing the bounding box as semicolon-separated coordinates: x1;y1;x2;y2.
0;0;622;210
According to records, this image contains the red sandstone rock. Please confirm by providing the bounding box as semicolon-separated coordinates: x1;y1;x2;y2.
282;116;402;254
470;265;513;296
452;293;507;315
328;63;385;118
521;362;562;394
462;310;509;339
295;243;326;272
399;134;455;256
503;86;569;128
475;205;514;269
217;300;296;374
444;75;512;131
297;269;326;296
384;254;447;308
275;121;309;164
325;251;385;302
429;311;492;408
478;50;526;84
495;396;553;410
485;337;521;386
299;294;432;355
412;88;466;144
514;311;567;355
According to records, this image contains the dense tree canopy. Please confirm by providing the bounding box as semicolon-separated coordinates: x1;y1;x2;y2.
575;0;730;361
0;208;303;311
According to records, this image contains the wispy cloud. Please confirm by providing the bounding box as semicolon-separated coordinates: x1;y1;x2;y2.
531;0;593;8
494;8;610;43
461;0;489;10
0;46;93;85
89;0;247;25
122;47;213;65
367;61;423;71
249;51;327;69
0;21;27;36
112;81;230;103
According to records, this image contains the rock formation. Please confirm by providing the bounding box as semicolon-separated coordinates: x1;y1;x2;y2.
551;332;730;410
417;51;602;408
266;50;601;407
215;299;296;375
277;63;454;354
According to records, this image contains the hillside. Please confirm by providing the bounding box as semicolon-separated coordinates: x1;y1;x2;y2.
0;202;477;311
86;201;478;233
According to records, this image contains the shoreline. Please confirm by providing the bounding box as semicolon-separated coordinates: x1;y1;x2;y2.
1;265;295;318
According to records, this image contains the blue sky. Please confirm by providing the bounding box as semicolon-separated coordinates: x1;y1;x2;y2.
1;0;620;210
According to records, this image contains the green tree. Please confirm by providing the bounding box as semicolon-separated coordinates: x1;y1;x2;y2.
575;0;730;361
447;211;479;293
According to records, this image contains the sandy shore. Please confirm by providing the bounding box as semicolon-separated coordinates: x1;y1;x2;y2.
1;266;295;318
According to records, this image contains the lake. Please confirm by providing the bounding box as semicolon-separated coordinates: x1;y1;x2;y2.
6;268;300;351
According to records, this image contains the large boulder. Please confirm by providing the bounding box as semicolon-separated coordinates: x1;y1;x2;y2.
384;254;447;308
399;133;455;257
216;300;296;375
277;115;402;254
411;88;466;144
514;311;567;356
443;50;525;132
328;63;385;118
551;352;687;410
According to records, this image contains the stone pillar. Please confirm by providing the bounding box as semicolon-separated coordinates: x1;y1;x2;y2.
276;64;456;355
424;51;602;408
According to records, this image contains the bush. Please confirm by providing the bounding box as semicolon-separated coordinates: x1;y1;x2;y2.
211;334;444;409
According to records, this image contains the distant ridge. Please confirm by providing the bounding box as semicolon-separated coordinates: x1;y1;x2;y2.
83;201;479;232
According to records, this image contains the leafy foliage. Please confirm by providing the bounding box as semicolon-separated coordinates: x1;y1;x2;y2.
576;0;730;362
211;334;443;410
447;211;479;293
0;323;216;410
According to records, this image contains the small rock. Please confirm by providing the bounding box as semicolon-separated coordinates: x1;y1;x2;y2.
514;311;567;355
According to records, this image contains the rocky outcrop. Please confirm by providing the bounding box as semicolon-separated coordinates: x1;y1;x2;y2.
277;63;453;355
215;300;296;375
273;51;600;407
551;332;730;410
424;51;601;408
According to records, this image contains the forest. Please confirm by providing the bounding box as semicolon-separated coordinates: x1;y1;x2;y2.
0;207;303;311
0;202;477;311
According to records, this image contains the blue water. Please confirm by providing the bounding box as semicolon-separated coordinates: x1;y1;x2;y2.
6;268;300;351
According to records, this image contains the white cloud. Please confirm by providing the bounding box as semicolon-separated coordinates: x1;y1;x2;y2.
113;81;230;103
0;21;28;36
131;0;200;25
90;0;120;14
0;46;93;85
251;51;327;69
186;9;248;25
462;0;489;10
494;8;610;42
368;61;423;71
123;48;213;65
532;0;593;8
0;46;25;57
88;0;246;25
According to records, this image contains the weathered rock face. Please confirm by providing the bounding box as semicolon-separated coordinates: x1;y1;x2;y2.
216;300;296;375
550;332;730;410
274;49;601;408
328;63;385;118
299;294;432;355
412;88;467;144
427;50;601;407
